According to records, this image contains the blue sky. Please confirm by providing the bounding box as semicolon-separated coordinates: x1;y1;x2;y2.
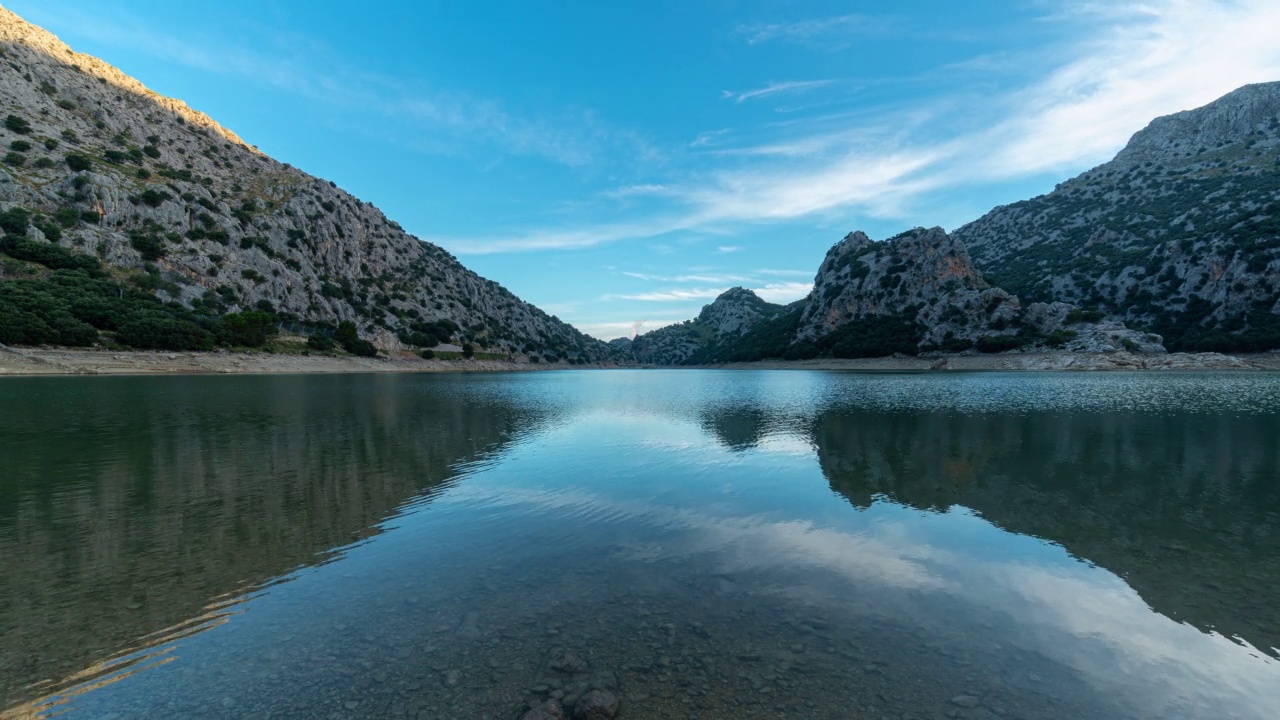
12;1;1280;339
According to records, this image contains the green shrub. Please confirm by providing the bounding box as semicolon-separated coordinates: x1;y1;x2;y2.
940;337;975;353
307;333;335;351
139;189;170;207
4;115;31;134
335;320;359;345
129;232;166;261
0;207;30;235
345;338;377;357
116;314;213;351
136;168;151;179
43;138;58;151
1043;329;1079;348
54;208;80;228
65;153;91;171
33;157;55;169
142;145;161;158
216;311;278;347
462;342;475;358
4;152;25;166
31;217;61;242
1065;307;1105;324
103;150;128;165
976;334;1024;353
80;209;100;224
0;309;60;345
9;140;30;152
814;313;922;359
420;349;435;359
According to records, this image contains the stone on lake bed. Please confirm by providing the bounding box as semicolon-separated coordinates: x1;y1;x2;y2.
522;699;566;720
549;648;590;674
950;694;981;708
573;689;620;720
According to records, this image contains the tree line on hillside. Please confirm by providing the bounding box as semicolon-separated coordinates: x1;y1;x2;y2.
0;206;376;354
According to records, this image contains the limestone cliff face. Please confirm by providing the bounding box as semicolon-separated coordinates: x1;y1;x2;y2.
955;82;1280;352
0;8;610;358
796;227;1019;349
797;227;1163;354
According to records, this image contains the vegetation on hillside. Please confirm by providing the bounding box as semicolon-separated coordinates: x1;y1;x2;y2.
0;205;372;354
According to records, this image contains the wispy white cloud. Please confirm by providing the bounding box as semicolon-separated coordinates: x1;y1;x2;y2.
752;282;813;304
721;80;835;104
690;128;733;148
716;245;742;254
755;269;815;277
968;0;1280;179
621;271;754;284
444;0;1280;255
734;14;896;47
604;287;731;302
602;184;671;199
602;280;812;306
575;317;688;340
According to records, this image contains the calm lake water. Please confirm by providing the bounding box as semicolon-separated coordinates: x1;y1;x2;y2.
1;370;1279;720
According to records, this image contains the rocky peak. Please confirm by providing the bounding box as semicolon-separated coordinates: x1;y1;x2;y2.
1112;81;1280;171
696;287;778;337
0;8;252;150
798;226;1003;344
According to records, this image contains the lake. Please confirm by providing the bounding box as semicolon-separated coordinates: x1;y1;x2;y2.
1;370;1278;719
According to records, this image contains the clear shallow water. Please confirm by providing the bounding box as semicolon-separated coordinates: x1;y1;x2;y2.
1;370;1278;720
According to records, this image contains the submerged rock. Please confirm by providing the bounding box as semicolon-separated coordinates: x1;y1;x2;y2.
548;648;590;675
522;699;566;720
572;689;620;720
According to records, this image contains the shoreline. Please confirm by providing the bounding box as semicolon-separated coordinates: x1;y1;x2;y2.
0;345;611;377
703;351;1280;372
1;346;1277;377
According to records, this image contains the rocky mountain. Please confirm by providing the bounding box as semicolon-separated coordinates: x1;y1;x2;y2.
627;83;1280;365
0;7;610;360
955;81;1280;353
626;287;790;364
626;227;1162;365
799;226;1162;356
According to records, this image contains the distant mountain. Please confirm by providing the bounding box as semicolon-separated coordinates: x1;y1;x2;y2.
625;286;792;365
625;227;1159;364
955;82;1280;352
0;7;610;360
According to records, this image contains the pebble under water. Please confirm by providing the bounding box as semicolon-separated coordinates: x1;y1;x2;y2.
1;370;1278;719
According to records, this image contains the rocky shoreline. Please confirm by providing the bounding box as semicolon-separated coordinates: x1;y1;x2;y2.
705;351;1280;372
0;344;607;376
2;345;1276;377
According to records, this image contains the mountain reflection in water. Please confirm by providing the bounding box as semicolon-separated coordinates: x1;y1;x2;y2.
1;371;1277;719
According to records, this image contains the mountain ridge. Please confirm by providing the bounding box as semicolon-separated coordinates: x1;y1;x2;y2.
624;82;1280;363
0;7;611;361
955;80;1280;352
